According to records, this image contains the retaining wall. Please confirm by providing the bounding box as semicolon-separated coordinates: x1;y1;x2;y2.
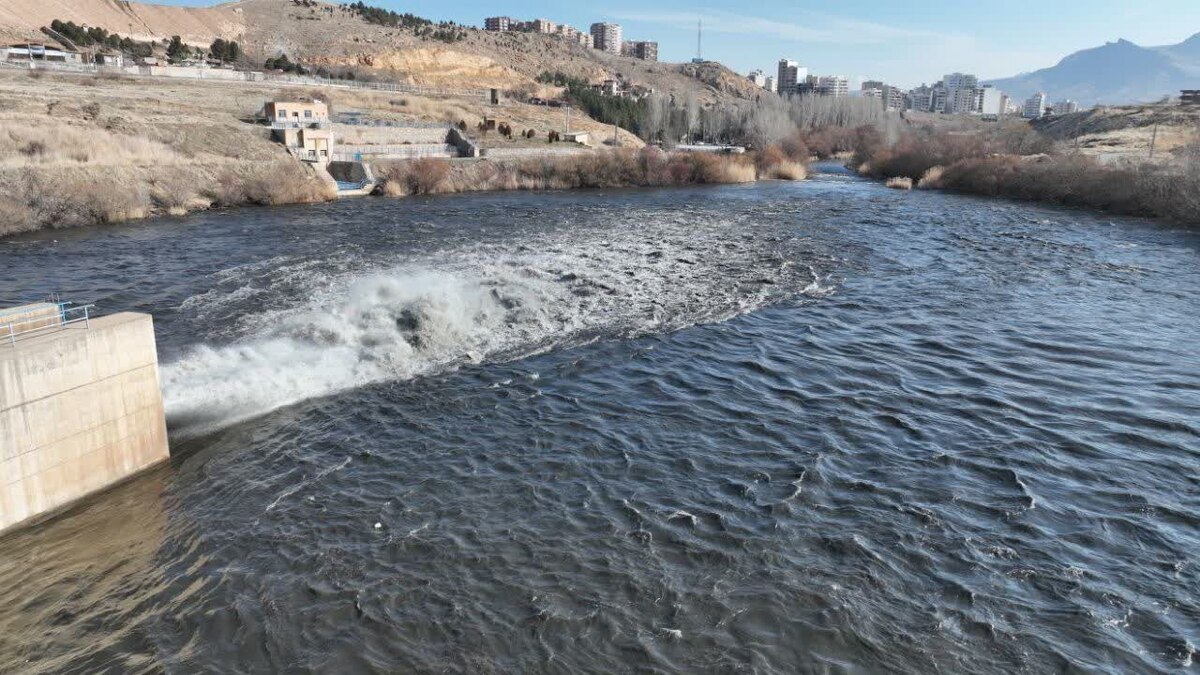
0;312;169;534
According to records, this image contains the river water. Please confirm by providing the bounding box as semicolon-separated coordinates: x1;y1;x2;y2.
0;166;1197;673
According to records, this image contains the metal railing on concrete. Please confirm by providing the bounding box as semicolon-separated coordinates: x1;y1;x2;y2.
1;302;95;346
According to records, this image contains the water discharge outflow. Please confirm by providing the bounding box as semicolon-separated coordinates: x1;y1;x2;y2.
161;217;834;437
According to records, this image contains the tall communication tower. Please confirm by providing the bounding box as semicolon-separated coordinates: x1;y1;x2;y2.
693;18;704;63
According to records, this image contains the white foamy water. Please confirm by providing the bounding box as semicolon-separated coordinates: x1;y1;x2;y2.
162;215;833;436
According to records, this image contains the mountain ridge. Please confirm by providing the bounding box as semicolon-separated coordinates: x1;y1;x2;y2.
986;33;1200;106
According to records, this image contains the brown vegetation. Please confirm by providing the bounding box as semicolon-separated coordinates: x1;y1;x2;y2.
374;148;759;198
854;122;1200;224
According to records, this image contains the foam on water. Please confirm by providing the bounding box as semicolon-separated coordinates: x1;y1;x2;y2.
162;215;834;437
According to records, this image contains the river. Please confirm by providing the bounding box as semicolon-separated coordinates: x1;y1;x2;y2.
0;166;1197;673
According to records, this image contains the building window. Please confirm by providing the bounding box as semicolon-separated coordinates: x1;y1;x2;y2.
277;110;286;118
304;110;312;118
320;149;327;157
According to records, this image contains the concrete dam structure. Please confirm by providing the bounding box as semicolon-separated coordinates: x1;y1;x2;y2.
1;303;169;534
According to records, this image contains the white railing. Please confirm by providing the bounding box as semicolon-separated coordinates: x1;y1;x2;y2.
1;302;95;346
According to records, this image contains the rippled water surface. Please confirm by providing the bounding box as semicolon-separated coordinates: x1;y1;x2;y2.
1;167;1198;673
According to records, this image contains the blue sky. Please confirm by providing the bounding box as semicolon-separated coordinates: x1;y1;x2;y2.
171;0;1199;87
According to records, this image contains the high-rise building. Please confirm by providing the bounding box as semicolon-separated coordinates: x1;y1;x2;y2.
978;85;1007;118
590;22;623;54
777;59;806;96
748;70;767;88
816;75;848;97
908;84;935;112
529;18;556;33
764;76;776;93
881;84;905;111
941;72;980;114
1023;92;1047;119
862;80;885;92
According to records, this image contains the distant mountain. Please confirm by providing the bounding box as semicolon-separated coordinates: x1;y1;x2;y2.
986;33;1200;106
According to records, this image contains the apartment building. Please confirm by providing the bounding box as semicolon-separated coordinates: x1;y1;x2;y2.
908;84;935;112
1023;92;1047;119
978;85;1007;118
816;75;849;97
942;72;979;114
622;41;658;61
881;84;905;111
748;69;767;88
1053;99;1080;114
590;23;623;54
484;16;513;31
777;59;804;96
764;76;776;93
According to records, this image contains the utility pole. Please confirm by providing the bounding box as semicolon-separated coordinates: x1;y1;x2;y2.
565;105;571;134
1149;122;1158;159
613;121;619;147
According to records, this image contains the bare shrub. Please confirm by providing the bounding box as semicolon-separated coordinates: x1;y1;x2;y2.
917;166;945;189
767;161;807;180
925;154;1200;224
375;158;451;195
780;134;811;161
205;162;334;207
407;158;450;194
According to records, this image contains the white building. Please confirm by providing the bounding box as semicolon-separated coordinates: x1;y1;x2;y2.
764;76;776;93
1023;92;1047;119
1053;99;1079;115
590;22;622;54
941;72;979;114
817;75;849;97
978;85;1007;118
748;69;767;88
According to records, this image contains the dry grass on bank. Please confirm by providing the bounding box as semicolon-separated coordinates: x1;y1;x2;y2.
375;148;759;197
0;161;334;237
918;154;1200;223
853;123;1200;224
885;176;913;190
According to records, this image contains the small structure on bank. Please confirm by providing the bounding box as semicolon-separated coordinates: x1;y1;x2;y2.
264;100;333;165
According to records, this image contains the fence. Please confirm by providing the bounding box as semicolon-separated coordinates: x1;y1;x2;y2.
1;302;94;346
332;143;459;161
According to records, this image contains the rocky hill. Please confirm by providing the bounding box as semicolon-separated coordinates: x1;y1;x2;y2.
0;0;242;44
0;0;764;106
986;33;1200;106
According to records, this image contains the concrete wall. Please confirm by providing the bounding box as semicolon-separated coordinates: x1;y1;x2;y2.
0;313;169;534
0;303;62;340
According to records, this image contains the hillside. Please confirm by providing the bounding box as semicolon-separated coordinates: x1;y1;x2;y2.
0;0;243;44
986;33;1200;106
0;0;763;106
1029;103;1199;163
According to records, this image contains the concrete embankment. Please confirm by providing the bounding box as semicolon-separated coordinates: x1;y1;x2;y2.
1;309;169;534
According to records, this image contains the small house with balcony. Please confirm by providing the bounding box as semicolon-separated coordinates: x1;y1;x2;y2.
264;100;333;165
265;100;330;125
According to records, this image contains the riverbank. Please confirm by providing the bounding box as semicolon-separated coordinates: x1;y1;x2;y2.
849;122;1200;225
372;148;808;197
1;67;798;237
